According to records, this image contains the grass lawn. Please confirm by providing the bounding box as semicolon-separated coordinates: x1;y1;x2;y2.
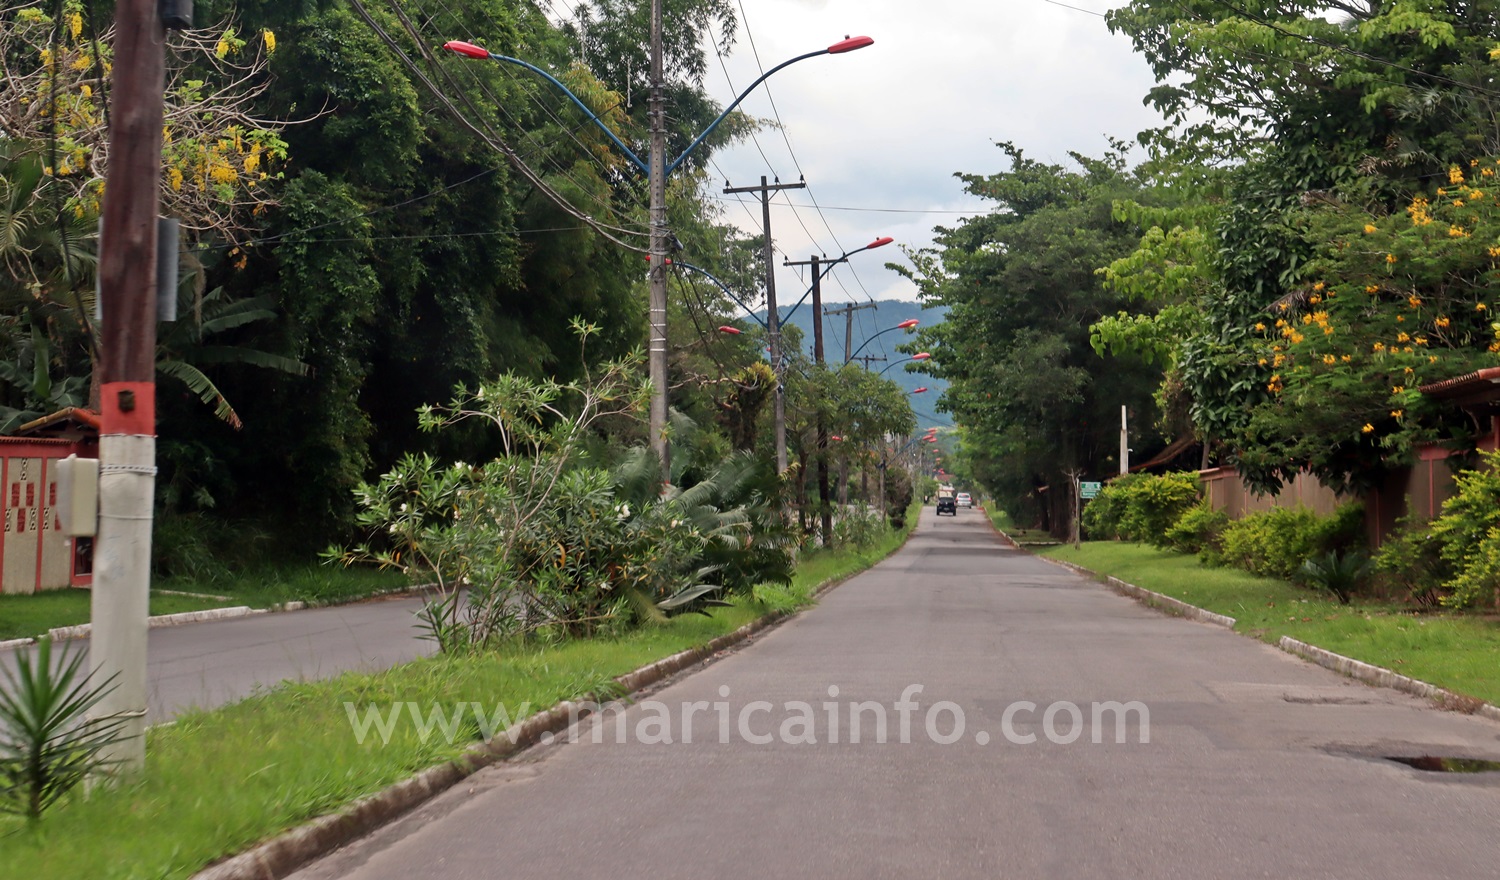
0;565;410;642
1040;542;1500;706
0;507;917;879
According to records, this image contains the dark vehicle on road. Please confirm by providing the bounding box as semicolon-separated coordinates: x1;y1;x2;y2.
936;487;957;516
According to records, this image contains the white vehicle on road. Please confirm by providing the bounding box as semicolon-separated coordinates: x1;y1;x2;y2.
956;492;973;508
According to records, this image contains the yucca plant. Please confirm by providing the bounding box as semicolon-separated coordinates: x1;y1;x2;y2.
1297;550;1372;605
0;638;126;821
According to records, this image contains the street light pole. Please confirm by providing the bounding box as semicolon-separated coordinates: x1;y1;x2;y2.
785;237;893;543
444;35;874;480
647;0;669;483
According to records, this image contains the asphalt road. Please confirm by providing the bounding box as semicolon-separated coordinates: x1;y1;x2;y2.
1;594;435;721
290;505;1500;880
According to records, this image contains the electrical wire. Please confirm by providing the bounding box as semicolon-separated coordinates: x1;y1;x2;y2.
347;0;648;252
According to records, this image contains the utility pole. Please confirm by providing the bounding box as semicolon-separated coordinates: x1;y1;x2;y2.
724;176;804;474
92;0;167;774
646;0;669;483
1120;405;1129;475
849;354;886;368
784;255;832;544
824;301;876;363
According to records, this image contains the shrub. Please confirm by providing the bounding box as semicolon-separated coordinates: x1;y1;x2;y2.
834;506;886;549
1162;501;1230;555
1080;473;1141;540
1373;512;1451;607
1425;450;1500;609
1296;551;1372;605
1217;502;1364;580
1081;472;1201;544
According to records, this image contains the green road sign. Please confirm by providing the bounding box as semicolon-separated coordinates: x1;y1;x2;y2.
1079;481;1102;499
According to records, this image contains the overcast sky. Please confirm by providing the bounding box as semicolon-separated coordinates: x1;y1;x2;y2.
696;0;1168;306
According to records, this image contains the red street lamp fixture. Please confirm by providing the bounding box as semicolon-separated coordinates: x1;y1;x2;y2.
912;352;932;360
831;435;844;442
910;387;928;394
717;325;742;335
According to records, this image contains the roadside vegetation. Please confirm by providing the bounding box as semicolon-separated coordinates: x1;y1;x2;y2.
1021;469;1500;706
0;500;917;879
1040;541;1500;707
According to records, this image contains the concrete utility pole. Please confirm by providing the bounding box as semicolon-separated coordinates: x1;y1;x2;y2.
646;0;670;483
1120;405;1129;475
723;176;804;474
92;0;167;774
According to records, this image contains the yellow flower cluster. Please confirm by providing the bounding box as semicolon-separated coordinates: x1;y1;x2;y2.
1436;316;1451;328
1408;197;1432;226
1450;165;1466;185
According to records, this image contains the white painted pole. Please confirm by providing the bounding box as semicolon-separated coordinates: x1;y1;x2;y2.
1120;405;1129;475
90;433;155;772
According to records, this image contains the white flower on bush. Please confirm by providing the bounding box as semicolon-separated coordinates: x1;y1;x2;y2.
617;503;632;520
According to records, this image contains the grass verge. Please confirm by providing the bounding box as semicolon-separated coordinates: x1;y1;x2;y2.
987;509;1059;544
0;508;918;879
1040;542;1500;705
0;565;410;642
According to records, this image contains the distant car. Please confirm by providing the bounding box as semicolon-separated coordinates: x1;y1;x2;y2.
936;495;956;516
956;493;973;508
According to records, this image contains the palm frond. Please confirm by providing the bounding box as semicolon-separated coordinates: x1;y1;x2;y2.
157;359;243;429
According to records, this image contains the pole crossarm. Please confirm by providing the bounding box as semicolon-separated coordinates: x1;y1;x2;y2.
674;260;769;329
781;236;892;325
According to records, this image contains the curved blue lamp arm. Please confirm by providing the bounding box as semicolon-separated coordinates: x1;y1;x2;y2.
486;51;650;175
666;49;827;175
848;325;904;363
675;261;769;329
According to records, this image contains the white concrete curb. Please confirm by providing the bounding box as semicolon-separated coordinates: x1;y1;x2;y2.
1278;636;1500;722
48;606;262;641
1038;555;1237;629
0;636;36;650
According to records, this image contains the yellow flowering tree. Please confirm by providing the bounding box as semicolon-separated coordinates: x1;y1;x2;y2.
0;2;287;240
1237;160;1500;492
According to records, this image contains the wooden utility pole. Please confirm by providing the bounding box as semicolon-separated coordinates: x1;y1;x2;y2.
723;177;804;474
92;0;167;774
824;301;876;363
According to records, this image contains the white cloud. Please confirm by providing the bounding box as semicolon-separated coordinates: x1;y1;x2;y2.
697;0;1165;303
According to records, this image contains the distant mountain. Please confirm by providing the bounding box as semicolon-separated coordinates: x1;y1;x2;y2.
753;299;949;429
